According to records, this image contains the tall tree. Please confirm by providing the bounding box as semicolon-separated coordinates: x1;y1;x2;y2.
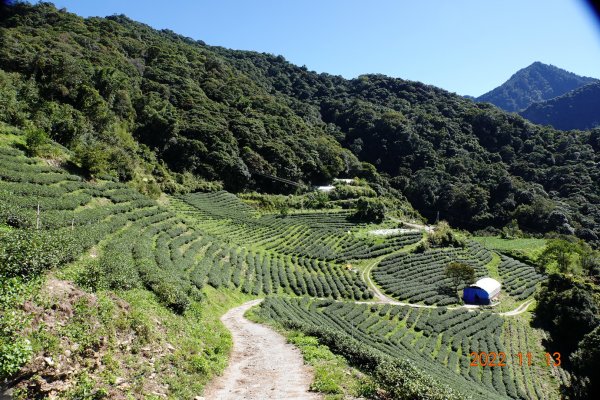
445;262;475;299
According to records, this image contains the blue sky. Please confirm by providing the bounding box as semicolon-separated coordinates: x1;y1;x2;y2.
41;0;600;96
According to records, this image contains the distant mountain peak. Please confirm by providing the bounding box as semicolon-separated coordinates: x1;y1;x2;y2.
520;81;600;130
476;62;598;112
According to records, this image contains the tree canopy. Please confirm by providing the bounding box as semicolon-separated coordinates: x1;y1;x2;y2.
353;197;386;223
445;261;475;299
0;3;599;245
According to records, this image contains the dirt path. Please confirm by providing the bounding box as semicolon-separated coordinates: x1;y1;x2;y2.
500;299;534;316
388;216;435;233
203;299;321;400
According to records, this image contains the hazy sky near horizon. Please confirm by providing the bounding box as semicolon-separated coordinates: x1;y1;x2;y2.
40;0;600;96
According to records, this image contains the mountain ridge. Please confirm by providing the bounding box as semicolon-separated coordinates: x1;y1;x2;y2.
520;81;600;130
476;61;598;112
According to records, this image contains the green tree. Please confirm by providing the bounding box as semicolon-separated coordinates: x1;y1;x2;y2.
445;262;475;299
275;198;290;217
538;238;579;273
500;219;523;239
305;191;328;209
577;244;600;278
73;141;111;178
568;325;600;399
428;221;465;248
534;273;599;355
353;197;386;223
24;128;48;156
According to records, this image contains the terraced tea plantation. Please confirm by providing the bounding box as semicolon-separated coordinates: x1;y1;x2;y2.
1;144;557;399
174;192;423;262
498;255;546;300
0;146;159;268
257;297;562;400
0;147;373;311
372;242;494;305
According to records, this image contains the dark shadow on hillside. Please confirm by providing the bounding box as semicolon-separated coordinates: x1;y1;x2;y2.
435;284;457;299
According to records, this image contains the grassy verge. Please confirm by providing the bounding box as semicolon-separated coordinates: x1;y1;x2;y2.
473;236;546;262
118;285;255;397
247;309;376;399
485;252;502;280
8;268;255;399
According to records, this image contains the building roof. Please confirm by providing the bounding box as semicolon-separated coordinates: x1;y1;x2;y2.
316;185;335;192
333;178;354;183
471;277;501;296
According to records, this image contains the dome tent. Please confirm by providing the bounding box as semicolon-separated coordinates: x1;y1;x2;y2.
463;277;501;305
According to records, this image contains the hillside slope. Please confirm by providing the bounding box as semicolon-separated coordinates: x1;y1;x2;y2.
0;3;361;193
520;81;600;130
216;49;600;244
1;3;600;245
0;135;530;399
476;62;597;112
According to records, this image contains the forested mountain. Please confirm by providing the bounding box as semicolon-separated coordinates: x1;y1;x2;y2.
476;62;597;112
520;81;600;130
1;3;600;246
213;50;600;244
0;3;363;194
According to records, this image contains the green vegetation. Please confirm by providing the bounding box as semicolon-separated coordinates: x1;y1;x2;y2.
534;273;599;398
1;3;597;398
420;221;466;250
230;57;600;243
0;2;366;194
0;277;35;378
445;261;475;299
0;140;567;399
354;197;386;223
537;238;600;276
502;316;565;400
569;325;600;398
521;82;600;131
498;255;545;300
9;278;253;399
255;297;561;399
176;191;422;263
1;3;599;246
476;61;597;112
473;236;547;262
373;242;494;305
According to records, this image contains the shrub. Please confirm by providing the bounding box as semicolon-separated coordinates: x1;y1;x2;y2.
0;229;75;278
0;337;32;378
354;197;386;223
0;277;33;378
428;221;465;248
375;359;463;400
24;128;49;156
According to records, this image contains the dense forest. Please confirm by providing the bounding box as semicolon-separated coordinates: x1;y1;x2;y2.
0;2;367;195
1;3;599;246
521;82;600;131
1;3;600;399
476;61;597;112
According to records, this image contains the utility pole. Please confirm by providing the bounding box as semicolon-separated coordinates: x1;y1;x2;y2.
71;218;75;231
36;203;40;230
435;210;440;224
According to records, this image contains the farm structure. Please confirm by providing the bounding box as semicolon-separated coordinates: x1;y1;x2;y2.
463;277;501;305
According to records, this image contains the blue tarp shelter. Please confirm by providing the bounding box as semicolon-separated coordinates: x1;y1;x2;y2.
463;277;501;305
